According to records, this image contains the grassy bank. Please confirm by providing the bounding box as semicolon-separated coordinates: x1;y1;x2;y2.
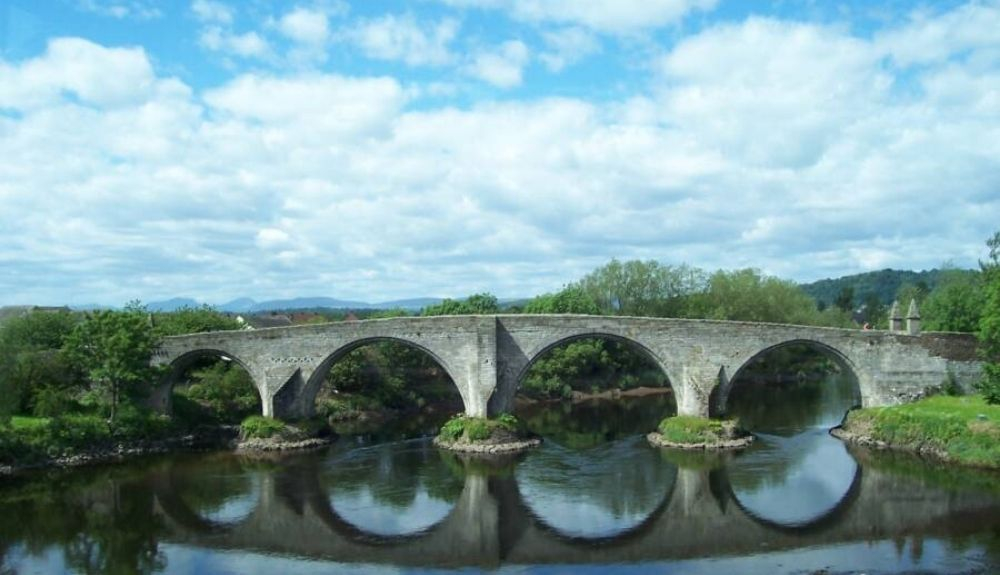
652;415;752;449
838;395;1000;469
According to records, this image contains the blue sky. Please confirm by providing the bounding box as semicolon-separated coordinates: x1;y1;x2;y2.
1;0;998;306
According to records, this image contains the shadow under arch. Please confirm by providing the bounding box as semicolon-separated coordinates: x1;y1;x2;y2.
502;457;679;549
161;348;264;415
711;338;863;418
300;336;462;415
289;453;463;547
152;459;263;536
710;460;864;536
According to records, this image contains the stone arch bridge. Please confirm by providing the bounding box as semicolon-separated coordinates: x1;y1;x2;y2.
150;315;981;419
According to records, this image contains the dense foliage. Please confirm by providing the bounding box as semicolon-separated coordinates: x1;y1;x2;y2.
421;293;500;316
977;232;1000;404
801;268;976;309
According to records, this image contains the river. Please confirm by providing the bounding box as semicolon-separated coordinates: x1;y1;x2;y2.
2;374;999;574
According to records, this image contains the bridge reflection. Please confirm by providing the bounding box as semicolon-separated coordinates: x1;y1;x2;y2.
150;440;1000;568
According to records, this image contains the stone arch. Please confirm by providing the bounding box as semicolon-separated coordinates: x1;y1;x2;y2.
711;339;863;418
156;348;264;416
491;330;678;416
299;336;465;418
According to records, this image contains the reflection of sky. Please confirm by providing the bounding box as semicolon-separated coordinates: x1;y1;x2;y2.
9;537;993;574
200;475;260;525
730;431;857;526
515;438;673;538
329;488;454;537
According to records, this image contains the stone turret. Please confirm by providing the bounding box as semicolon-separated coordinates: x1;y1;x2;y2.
906;299;921;335
889;300;903;333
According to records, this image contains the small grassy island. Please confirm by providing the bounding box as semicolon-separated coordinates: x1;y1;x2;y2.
833;395;1000;469
433;414;541;454
648;415;754;450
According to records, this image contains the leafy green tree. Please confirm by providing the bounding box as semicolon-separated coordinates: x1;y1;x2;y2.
834;285;855;312
923;269;984;332
862;292;886;328
63;304;161;424
0;310;81;418
421;293;500;316
523;285;601;315
175;362;260;423
699;268;829;325
575;259;706;317
153;305;240;336
977;231;1000;404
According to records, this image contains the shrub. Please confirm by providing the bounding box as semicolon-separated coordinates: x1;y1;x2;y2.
438;414;524;443
240;416;286;439
657;415;734;444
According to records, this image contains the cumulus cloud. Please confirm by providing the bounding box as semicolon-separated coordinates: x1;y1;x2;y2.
278;7;330;46
2;1;999;306
191;0;233;25
348;14;459;66
467;40;530;88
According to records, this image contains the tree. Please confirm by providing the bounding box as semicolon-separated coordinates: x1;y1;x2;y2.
922;269;983;332
699;268;829;325
63;304;162;424
834;285;855;313
575;259;706;317
153;305;241;336
0;309;81;418
977;231;1000;404
523;285;601;315
422;293;500;316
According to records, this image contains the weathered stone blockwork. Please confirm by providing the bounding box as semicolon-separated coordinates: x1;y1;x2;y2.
152;315;982;419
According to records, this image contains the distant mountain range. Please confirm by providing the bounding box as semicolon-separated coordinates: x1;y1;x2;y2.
143;296;448;313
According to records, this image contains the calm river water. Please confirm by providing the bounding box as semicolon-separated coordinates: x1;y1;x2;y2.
2;376;999;574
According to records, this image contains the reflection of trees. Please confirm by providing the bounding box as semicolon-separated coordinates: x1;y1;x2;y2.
729;345;858;433
323;443;463;510
0;467;167;574
517;395;674;449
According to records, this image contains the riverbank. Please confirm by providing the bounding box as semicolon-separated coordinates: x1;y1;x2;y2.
832;395;999;470
647;416;754;450
0;416;335;476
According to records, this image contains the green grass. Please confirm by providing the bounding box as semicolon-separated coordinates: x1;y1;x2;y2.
10;416;51;431
438;414;523;443
842;395;1000;469
657;415;736;444
239;416;287;439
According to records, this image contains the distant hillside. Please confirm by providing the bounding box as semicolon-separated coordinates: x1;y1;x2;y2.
800;268;978;308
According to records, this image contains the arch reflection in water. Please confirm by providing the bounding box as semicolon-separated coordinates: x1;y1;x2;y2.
727;430;860;528
515;436;677;540
321;439;464;537
167;457;262;528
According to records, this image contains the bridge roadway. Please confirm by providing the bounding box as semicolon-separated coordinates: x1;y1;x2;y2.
151;315;981;418
152;451;1000;568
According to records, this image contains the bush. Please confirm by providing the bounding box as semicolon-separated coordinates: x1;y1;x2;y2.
974;364;1000;405
240;416;286;439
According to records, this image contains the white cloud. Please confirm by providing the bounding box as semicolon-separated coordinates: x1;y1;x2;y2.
349;15;459;66
0;37;156;110
77;0;161;20
278;7;330;46
467;40;530;88
439;0;718;34
199;27;271;59
191;0;233;25
876;0;1000;67
539;27;600;71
